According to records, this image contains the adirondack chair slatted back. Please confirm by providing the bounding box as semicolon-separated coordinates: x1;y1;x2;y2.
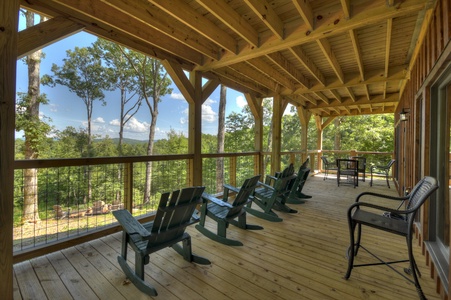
300;157;309;170
227;175;260;218
275;163;294;179
148;186;204;246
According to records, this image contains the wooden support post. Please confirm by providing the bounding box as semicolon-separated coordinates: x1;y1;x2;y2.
0;1;19;298
123;163;133;212
271;95;282;175
315;115;323;171
245;93;263;176
189;71;203;186
297;106;311;165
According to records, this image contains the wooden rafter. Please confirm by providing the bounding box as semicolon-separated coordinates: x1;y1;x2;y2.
148;0;237;54
266;52;309;89
196;0;426;70
243;0;284;39
289;46;326;86
196;0;259;47
317;38;345;84
349;29;364;81
292;0;314;31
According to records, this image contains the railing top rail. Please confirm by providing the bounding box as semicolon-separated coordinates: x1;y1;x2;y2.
14;154;194;169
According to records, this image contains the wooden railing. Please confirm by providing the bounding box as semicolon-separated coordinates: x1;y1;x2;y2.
12;150;392;262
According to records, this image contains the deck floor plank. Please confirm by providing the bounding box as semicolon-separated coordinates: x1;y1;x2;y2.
14;260;47;300
30;256;72;300
13;176;441;299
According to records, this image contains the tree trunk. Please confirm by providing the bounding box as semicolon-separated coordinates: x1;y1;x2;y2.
143;110;157;204
22;12;42;223
216;85;226;192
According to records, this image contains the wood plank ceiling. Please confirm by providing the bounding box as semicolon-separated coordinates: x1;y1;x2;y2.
20;0;434;117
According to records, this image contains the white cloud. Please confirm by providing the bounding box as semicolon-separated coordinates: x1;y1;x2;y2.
109;119;120;126
236;95;247;108
202;102;216;123
179;103;217;124
171;92;185;100
109;116;148;132
93;117;105;123
124;117;149;133
204;98;216;105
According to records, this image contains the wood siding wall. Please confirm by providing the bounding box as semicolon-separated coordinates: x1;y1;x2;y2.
397;0;451;298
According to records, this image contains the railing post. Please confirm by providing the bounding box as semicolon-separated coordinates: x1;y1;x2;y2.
229;156;237;187
124;162;133;212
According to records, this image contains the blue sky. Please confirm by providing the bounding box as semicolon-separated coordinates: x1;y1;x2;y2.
16;30;253;141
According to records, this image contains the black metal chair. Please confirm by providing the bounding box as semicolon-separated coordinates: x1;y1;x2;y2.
345;176;439;300
350;156;366;182
370;159;396;188
321;156;337;180
337;159;359;188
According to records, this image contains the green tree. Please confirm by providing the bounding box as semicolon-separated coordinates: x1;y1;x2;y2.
92;39;142;156
15;11;52;223
123;53;172;203
43;45;115;202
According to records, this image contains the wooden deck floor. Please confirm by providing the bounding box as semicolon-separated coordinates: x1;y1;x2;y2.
13;175;441;299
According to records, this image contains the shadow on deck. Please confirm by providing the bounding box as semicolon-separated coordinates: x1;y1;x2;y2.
13;175;440;299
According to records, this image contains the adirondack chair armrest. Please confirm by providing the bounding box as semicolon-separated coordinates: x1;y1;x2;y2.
265;174;278;182
113;209;151;239
202;192;234;208
257;181;275;190
223;184;240;194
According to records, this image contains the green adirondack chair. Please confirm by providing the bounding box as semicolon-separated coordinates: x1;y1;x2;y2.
246;164;297;222
113;186;211;296
278;158;312;205
284;166;311;204
195;175;262;246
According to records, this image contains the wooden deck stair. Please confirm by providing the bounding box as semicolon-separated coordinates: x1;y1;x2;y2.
13;175;440;299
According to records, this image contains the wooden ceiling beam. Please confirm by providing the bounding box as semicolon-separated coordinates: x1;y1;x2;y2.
196;0;259;47
197;0;426;70
289;46;326;86
266;52;309;89
162;60;195;103
202;71;261;97
101;0;222;60
314;91;329;105
292;0;314;31
148;0;237;54
317;38;345;84
22;0;203;66
243;0;284;39
346;87;356;102
364;85;370;100
211;68;270;95
340;0;351;19
293;66;407;94
349;29;364;81
229;63;280;92
17;16;84;59
247;58;296;91
385;18;393;79
304;92;399;110
299;94;317;105
330;89;342;103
